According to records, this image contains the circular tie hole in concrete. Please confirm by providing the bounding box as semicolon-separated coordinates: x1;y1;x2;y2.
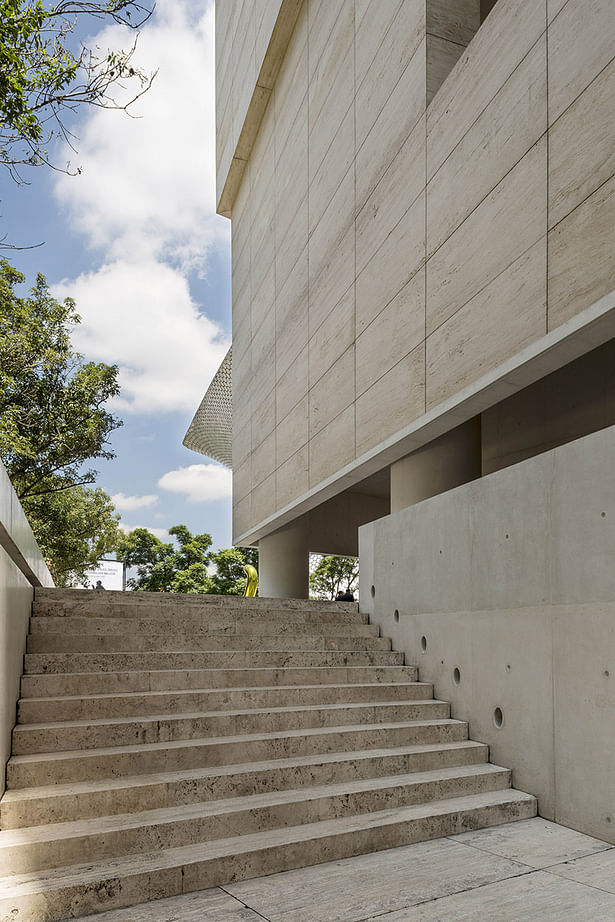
370;584;376;598
493;707;504;729
453;667;461;686
394;609;399;623
420;635;427;653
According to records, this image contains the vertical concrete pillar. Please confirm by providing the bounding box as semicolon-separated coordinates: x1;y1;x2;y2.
390;418;481;512
258;519;310;599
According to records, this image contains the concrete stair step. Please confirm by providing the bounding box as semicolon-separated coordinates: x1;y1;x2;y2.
0;764;513;874
17;681;435;723
0;789;537;922
28;615;377;635
0;589;538;921
20;665;419;698
25;632;391;654
0;740;490;828
24;649;405;673
33;590;360;618
32;602;367;623
36;587;358;607
12;701;451;754
7;719;470;787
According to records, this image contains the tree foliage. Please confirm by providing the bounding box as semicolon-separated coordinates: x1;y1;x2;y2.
0;259;122;501
0;259;123;580
117;524;214;593
309;554;359;601
0;0;155;182
208;546;259;596
27;484;120;585
117;527;259;596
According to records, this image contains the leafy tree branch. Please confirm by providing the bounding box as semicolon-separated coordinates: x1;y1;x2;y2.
0;0;156;182
0;259;123;582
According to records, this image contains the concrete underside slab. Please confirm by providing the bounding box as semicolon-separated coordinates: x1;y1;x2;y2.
70;818;615;921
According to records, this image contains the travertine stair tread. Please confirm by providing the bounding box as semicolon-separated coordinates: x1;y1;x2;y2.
1;740;489;805
24;650;406;673
26;632;386;645
30;609;370;624
35;588;358;608
0;588;538;919
29;618;377;634
17;682;434;721
14;698;447;733
9;718;468;764
20;665;420;697
26;629;381;639
19;681;432;704
32;596;360;617
25;635;392;654
0;788;537;897
0;764;511;847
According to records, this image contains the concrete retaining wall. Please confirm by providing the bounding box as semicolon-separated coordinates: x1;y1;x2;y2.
0;461;53;794
359;423;615;843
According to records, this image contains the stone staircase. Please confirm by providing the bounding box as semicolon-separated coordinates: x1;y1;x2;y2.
0;588;536;920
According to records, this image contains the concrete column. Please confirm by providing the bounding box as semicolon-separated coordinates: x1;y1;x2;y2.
258;519;310;599
390;418;481;512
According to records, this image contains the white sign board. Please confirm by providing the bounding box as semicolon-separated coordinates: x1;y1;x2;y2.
81;559;125;591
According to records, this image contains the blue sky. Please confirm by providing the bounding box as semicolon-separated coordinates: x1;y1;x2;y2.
2;0;236;551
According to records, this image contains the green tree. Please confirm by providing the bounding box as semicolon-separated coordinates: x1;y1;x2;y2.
208;546;259;596
114;526;171;590
117;525;214;593
309;554;359;601
0;260;122;500
0;0;154;183
0;259;123;579
117;528;260;596
27;484;120;585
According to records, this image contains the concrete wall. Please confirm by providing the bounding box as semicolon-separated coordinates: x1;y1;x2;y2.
0;461;53;794
359;423;615;844
222;0;615;546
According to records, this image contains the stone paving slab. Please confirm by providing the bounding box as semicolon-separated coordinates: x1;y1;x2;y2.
550;844;615;891
225;836;528;922
453;816;610;868
68;818;615;922
373;871;615;921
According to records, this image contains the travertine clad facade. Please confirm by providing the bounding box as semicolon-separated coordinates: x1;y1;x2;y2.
211;0;615;848
219;0;615;548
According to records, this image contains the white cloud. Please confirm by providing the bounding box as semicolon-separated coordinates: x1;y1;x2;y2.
53;259;229;413
118;522;169;540
51;0;230;415
158;463;232;503
112;492;159;511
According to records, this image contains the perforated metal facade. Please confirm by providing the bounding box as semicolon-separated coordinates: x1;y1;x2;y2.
183;347;232;468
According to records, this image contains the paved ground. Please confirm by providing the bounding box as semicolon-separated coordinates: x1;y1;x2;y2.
71;818;615;921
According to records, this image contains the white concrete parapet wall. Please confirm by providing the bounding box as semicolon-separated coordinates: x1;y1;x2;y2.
359;423;615;844
0;460;53;794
